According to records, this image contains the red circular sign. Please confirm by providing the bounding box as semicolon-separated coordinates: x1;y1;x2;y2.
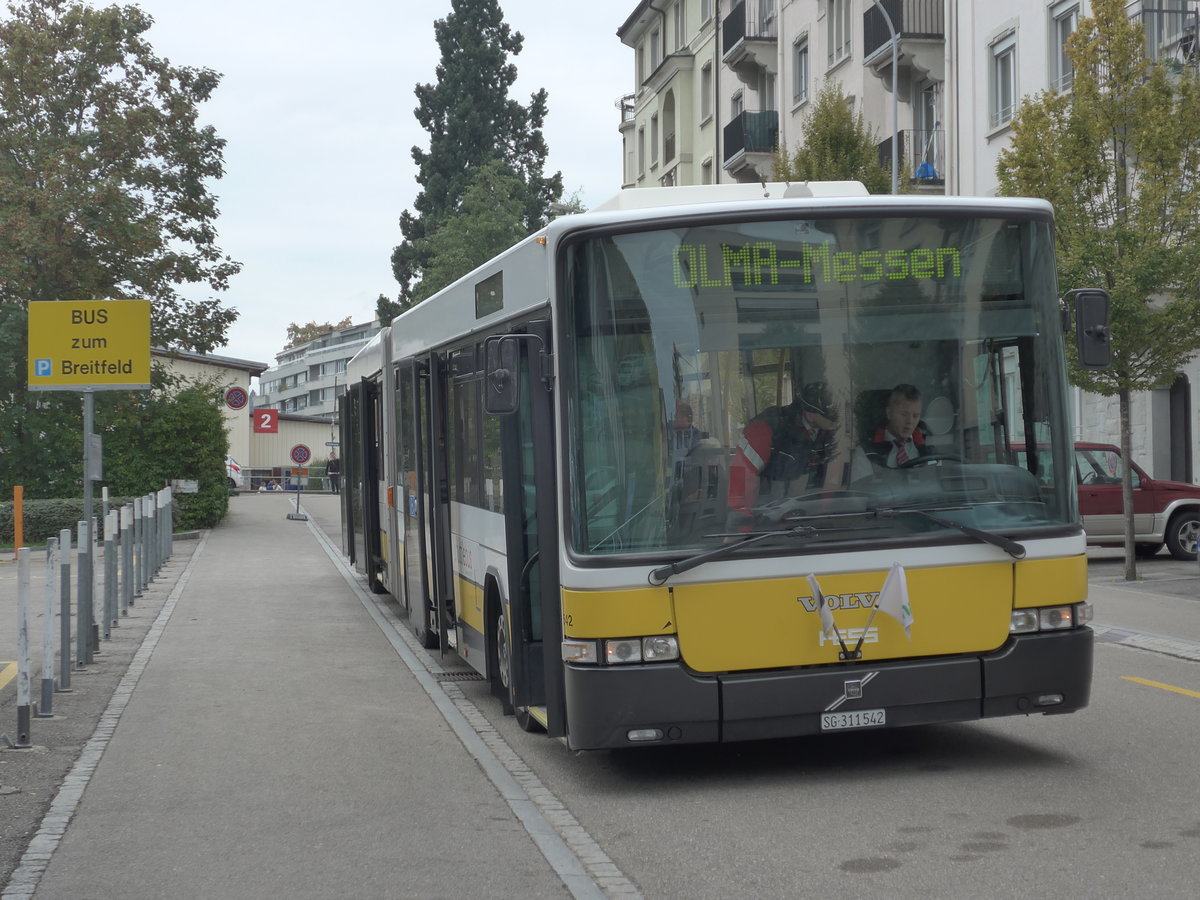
290;444;311;465
225;386;248;410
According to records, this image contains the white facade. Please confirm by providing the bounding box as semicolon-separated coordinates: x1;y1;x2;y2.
257;319;381;418
616;0;1200;484
153;348;268;465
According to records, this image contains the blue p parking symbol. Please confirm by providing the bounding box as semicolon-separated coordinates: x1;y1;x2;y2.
35;358;52;377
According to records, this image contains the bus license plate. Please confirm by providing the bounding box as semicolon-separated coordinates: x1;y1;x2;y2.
821;709;886;731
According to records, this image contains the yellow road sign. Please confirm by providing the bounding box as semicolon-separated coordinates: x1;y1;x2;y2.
27;300;151;390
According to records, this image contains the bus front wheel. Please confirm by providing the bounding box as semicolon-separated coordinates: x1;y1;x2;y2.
493;600;536;732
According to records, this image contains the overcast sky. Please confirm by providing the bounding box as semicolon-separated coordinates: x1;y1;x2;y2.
135;0;632;367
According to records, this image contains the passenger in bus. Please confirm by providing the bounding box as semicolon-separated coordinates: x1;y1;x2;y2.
857;383;934;470
727;382;838;529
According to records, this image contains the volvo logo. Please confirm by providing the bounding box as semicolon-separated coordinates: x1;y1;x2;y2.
825;672;879;711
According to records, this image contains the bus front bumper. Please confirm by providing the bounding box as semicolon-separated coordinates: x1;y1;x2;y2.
562;628;1093;751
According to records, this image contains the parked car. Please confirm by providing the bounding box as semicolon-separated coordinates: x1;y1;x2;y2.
1016;442;1200;560
1072;443;1200;560
225;455;245;491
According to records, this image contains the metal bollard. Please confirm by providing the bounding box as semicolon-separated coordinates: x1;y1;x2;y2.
9;548;33;747
58;529;72;692
151;492;160;575
77;520;93;667
37;539;59;717
133;497;143;595
104;509;117;638
91;515;100;654
122;503;134;612
166;487;175;559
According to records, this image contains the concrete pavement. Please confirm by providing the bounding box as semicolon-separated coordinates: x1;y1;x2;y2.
2;494;585;900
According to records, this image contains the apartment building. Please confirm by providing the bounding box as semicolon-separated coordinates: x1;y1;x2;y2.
617;0;1200;482
256;318;381;418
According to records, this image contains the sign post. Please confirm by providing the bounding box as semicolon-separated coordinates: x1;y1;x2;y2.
27;299;151;652
287;445;311;521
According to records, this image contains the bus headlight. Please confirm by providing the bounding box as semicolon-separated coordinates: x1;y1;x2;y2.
1010;602;1089;634
642;635;680;661
605;638;642;664
562;639;598;664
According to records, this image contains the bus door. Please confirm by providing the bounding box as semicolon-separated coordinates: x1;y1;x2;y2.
422;353;457;652
347;378;382;585
497;322;565;737
398;360;438;647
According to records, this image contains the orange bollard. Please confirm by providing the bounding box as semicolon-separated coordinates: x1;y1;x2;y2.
13;485;23;549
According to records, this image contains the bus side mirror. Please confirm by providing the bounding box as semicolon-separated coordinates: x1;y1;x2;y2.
1068;289;1112;369
483;335;520;415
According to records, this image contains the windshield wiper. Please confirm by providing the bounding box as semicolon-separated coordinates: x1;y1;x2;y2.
876;506;1027;559
647;524;818;586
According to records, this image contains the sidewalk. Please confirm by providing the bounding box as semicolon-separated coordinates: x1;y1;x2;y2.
2;494;570;900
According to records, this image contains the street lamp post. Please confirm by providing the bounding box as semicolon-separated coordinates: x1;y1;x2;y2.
873;0;899;195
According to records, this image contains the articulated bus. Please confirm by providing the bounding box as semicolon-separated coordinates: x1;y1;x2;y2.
340;182;1111;751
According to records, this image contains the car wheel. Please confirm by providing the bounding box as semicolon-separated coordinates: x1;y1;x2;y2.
1164;510;1200;561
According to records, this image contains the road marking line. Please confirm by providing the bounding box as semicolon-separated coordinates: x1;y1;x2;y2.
1121;675;1200;699
0;662;15;692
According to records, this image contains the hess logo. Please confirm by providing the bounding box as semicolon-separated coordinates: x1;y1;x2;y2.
71;309;108;325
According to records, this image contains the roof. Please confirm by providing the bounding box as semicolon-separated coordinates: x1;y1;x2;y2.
152;347;270;376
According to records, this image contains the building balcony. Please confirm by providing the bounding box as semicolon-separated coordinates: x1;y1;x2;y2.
1138;5;1198;71
877;129;946;193
723;109;778;180
616;93;636;131
863;0;945;85
722;0;778;78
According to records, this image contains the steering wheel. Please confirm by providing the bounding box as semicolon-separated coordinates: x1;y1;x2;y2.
899;453;962;469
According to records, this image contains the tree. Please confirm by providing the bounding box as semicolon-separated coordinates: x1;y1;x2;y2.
391;0;563;305
0;0;240;496
773;82;892;194
284;317;354;350
996;0;1200;579
410;159;530;303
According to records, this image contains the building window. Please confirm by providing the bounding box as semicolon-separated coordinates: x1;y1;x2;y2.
1049;2;1078;92
701;62;713;121
701;0;712;23
673;0;685;51
731;90;744;120
650;28;662;70
828;0;851;67
990;32;1017;130
637;42;646;84
650;113;659;167
637;126;646;176
793;34;810;105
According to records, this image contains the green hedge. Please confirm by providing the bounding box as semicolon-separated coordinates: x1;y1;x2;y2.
0;494;208;548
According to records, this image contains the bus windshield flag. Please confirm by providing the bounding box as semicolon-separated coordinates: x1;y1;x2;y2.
876;562;914;638
806;574;836;638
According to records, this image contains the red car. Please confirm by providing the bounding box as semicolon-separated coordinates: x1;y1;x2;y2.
1072;442;1200;560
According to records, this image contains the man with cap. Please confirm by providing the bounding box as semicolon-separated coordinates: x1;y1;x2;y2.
727;382;839;528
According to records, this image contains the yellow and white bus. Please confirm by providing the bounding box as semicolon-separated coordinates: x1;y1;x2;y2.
341;182;1109;750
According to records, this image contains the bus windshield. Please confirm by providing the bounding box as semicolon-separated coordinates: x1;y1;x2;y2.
562;212;1075;558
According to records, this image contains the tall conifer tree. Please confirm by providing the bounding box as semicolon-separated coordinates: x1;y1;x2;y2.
389;0;562;310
